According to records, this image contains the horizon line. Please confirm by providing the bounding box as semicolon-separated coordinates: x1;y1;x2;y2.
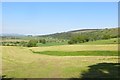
1;27;118;36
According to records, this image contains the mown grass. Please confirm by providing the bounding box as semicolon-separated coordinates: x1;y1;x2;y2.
2;46;119;78
30;44;118;52
33;51;119;56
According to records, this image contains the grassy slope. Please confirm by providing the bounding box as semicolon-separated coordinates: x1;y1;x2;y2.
2;46;119;78
79;38;118;45
41;28;118;40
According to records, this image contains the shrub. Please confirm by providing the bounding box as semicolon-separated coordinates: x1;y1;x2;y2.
27;39;38;47
39;39;46;44
68;40;74;44
102;35;110;39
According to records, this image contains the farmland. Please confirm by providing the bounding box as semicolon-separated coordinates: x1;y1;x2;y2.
1;44;119;78
1;28;120;79
1;2;120;79
30;44;118;52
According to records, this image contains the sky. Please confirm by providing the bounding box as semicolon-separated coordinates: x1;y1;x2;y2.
1;0;119;2
2;2;118;35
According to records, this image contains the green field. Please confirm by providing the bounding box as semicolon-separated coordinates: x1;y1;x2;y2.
37;42;67;47
36;38;119;47
80;38;119;45
1;44;119;78
33;51;118;56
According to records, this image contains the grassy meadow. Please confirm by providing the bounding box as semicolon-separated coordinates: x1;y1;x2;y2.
30;44;118;52
80;38;119;45
1;28;120;79
1;2;120;79
1;43;119;78
37;41;68;47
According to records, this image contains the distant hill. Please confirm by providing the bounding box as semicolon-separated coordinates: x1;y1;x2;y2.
39;28;118;39
68;29;100;33
0;33;25;37
1;28;119;40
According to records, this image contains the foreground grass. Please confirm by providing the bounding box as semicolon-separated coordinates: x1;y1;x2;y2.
33;51;118;56
2;46;119;78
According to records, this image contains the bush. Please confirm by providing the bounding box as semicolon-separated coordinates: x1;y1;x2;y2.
68;40;74;44
6;44;10;46
102;35;110;39
39;39;46;44
27;39;38;47
68;35;90;44
19;41;28;47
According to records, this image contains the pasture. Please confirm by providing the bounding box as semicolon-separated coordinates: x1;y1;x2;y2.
37;41;67;47
30;44;118;52
80;38;119;45
1;44;119;78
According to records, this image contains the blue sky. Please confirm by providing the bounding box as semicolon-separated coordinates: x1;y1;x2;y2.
2;2;118;35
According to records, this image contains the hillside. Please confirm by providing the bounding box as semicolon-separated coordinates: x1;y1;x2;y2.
68;29;100;33
39;28;119;40
79;38;118;45
39;29;100;39
1;27;119;47
1;28;118;40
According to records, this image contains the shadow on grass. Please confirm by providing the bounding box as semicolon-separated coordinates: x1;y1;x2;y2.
69;63;120;80
1;75;28;80
1;75;13;80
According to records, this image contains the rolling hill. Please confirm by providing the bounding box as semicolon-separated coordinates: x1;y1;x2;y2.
39;27;119;40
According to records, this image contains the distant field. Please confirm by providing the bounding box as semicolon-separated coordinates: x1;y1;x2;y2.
30;44;118;52
2;45;119;78
36;38;119;46
79;38;118;45
1;38;119;47
0;39;28;42
37;42;67;47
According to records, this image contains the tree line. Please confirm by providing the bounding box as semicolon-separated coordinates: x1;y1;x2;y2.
1;39;46;47
68;32;118;44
